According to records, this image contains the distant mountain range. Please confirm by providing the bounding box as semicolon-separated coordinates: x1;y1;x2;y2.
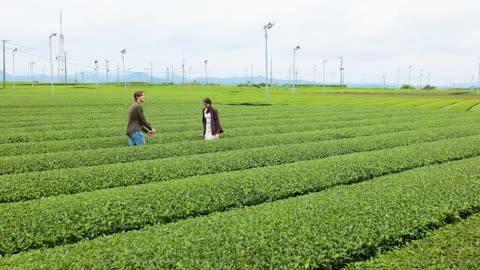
0;70;309;86
0;70;476;89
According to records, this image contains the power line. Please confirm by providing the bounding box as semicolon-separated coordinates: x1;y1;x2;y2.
8;41;45;54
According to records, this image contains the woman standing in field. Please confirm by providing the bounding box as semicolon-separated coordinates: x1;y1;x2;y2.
202;98;223;140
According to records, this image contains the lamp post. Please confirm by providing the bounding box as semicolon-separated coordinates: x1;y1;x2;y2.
29;62;35;86
408;65;413;87
396;68;400;89
2;40;7;89
182;59;185;84
292;45;300;95
120;49;127;90
204;60;208;87
12;48;17;89
322;59;327;93
94;60;99;88
144;67;149;85
419;69;423;89
49;33;57;95
105;59;110;84
339;56;344;86
150;62;153;85
263;22;274;100
188;66;192;83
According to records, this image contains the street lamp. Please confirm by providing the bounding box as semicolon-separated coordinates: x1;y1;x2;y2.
29;62;35;86
120;49;127;90
322;59;327;93
12;48;17;89
204;60;208;87
264;22;274;100
419;69;423;89
105;59;110;84
292;45;300;95
188;66;192;83
49;33;57;95
144;67;149;85
2;40;8;89
339;57;344;86
94;60;99;88
408;65;413;87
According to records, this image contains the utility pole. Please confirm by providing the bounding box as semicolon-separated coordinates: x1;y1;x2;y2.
189;67;193;83
64;51;68;85
143;68;148;85
419;69;423;89
264;22;274;100
313;65;316;88
204;60;208;87
251;64;253;85
322;59;327;93
295;69;299;86
408;65;413;87
396;68;400;89
182;59;185;84
150;62;153;85
12;48;17;89
120;49;127;90
94;60;99;88
29;62;35;86
2;40;7;89
292;45;300;95
383;75;386;89
57;11;66;84
339;56;344;87
105;59;110;84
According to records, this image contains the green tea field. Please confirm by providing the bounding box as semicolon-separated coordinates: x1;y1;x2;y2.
0;84;479;269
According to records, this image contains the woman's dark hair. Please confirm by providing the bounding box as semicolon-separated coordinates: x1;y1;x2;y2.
203;97;213;113
134;90;144;101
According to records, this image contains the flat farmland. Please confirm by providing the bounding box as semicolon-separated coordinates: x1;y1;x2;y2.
0;84;479;269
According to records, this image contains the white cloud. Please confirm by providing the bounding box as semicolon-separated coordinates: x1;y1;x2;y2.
1;0;479;85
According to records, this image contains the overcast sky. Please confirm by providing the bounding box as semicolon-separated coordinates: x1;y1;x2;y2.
2;0;480;86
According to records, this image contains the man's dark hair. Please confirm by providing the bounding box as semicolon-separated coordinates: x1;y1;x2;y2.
134;91;144;101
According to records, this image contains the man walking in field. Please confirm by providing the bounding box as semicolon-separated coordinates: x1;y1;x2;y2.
126;90;156;146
